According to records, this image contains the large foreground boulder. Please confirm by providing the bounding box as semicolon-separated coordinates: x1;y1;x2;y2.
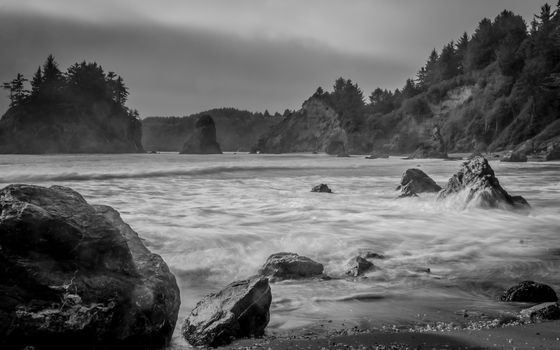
180;115;222;154
437;156;530;209
259;253;324;282
182;276;271;347
500;281;558;303
396;168;442;197
0;185;180;349
520;302;560;321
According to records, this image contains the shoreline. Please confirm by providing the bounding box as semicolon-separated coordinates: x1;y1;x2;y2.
222;320;560;349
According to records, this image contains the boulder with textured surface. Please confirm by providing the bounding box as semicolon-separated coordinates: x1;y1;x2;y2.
345;256;374;277
520;302;560;321
500;281;557;303
437;155;530;209
396;168;442;197
0;184;180;350
182;276;271;347
180;115;222;154
311;184;333;193
259;253;324;282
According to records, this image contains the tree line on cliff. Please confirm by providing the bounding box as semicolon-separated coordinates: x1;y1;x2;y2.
259;3;560;155
0;55;143;153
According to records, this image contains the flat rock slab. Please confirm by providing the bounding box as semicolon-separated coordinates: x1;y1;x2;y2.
182;276;271;347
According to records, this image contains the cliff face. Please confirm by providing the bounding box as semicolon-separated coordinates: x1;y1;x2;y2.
253;99;349;154
142;108;280;152
0;102;143;154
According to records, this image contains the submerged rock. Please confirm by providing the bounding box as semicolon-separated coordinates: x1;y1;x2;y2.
437;155;530;209
396;168;442;197
0;184;180;350
520;302;560;321
180;115;222;154
345;256;374;277
500;281;558;302
259;253;324;281
501;150;527;162
311;184;333;193
182;276;271;347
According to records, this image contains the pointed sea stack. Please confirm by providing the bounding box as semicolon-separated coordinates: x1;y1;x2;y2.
180;115;222;154
437;155;530;209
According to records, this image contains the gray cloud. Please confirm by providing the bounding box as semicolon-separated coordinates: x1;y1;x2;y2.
0;1;543;116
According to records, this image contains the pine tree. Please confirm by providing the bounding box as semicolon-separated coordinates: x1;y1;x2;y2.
2;73;29;107
455;32;469;74
30;66;43;96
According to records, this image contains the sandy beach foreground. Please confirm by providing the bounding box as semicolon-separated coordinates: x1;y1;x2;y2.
223;321;560;349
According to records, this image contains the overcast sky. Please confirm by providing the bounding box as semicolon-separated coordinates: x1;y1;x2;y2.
0;0;543;116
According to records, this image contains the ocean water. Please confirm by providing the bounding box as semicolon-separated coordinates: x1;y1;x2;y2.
1;153;559;347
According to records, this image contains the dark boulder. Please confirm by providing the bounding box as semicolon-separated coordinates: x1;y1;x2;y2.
259;253;324;282
501;150;527;162
437;155;530;209
182;276;271;347
500;281;557;303
520;302;560;321
311;184;332;193
0;184;180;350
180;115;222;154
396;168;442;197
345;256;374;277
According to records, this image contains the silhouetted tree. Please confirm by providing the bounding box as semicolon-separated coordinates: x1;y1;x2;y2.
2;73;29;107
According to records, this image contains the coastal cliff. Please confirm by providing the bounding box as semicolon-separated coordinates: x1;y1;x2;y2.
0;56;144;154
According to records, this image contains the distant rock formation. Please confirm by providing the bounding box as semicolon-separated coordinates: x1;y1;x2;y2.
396;168;442;197
259;253;324;282
182;276;271;347
437;155;530;209
407;125;448;159
252;98;350;154
180;115;222;154
0;184;180;349
501;150;527;162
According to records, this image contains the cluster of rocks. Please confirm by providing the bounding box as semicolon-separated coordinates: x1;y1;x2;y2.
395;155;530;211
501;280;560;322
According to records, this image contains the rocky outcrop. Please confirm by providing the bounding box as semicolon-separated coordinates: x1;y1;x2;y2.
0;184;180;350
437;156;530;209
396;168;442;197
501;150;527;162
545;143;560;161
180;115;222;154
252;98;350;154
311;184;333;193
259;253;324;282
406;125;448;159
500;281;558;302
182;276;271;347
345;256;374;277
520;302;560;321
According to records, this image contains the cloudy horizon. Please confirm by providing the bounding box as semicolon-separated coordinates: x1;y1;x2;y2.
0;0;543;117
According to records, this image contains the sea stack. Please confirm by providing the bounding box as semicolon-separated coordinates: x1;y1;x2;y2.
180;115;222;154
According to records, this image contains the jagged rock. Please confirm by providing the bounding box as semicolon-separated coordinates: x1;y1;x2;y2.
500;281;558;302
358;250;386;260
180;115;222;154
520;302;560;321
437;156;530;209
501;150;527;162
0;184;180;350
311;184;332;193
396;168;442;197
259;253;324;281
545;143;560;161
345;256;374;277
182;276;271;347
